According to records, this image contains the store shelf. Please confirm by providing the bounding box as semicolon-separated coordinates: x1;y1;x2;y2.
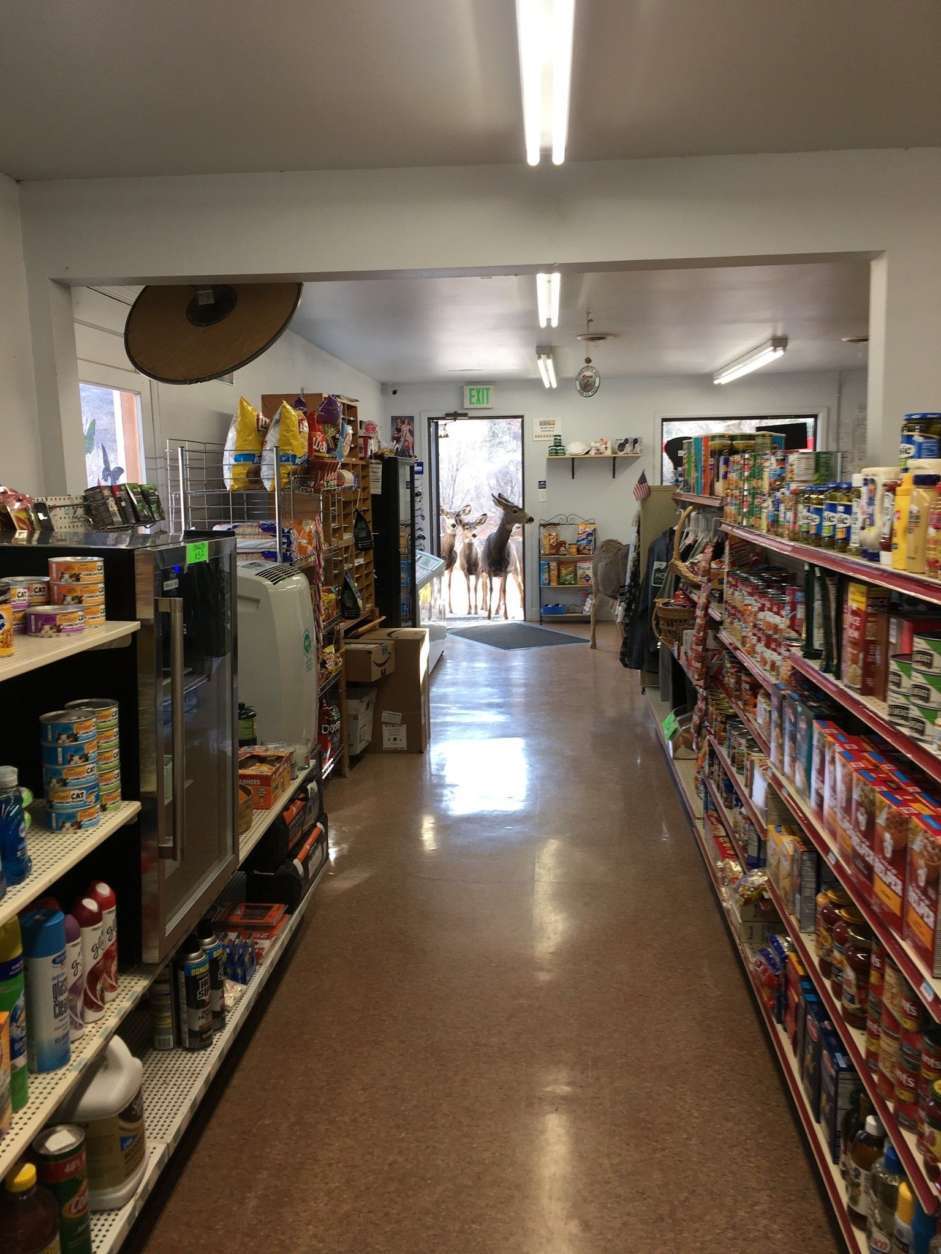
704;776;749;869
322;753;339;782
540;613;590;621
767;764;941;1022
238;763;315;864
90;865;326;1254
717;630;778;693
708;604;724;624
649;697;863;1251
707;732;767;834
0;965;155;1177
790;654;941;788
722;522;941;607
0;621;140;684
539;553;595;561
546;453;640;479
0;800;141;927
319;667;343;695
673;491;724;508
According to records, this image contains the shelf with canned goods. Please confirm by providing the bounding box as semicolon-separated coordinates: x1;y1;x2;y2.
0;621;140;685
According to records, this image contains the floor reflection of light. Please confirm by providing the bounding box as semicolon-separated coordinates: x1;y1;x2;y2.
429;736;529;816
533;1107;574;1253
420;813;438;853
532;844;572;964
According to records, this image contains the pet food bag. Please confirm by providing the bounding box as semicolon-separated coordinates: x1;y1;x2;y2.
223;397;266;491
261;402;308;491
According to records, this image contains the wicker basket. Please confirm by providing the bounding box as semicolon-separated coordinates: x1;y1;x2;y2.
669;505;707;586
653;598;697;647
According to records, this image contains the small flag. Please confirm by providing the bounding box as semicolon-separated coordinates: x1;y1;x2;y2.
633;469;651;501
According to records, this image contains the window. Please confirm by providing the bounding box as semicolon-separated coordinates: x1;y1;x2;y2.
659;414;820;485
80;383;145;487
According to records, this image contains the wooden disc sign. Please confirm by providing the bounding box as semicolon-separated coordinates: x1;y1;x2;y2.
124;282;303;384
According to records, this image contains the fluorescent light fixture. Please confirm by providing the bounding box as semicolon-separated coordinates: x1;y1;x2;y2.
536;347;557;389
536;271;561;328
713;336;788;386
516;0;576;167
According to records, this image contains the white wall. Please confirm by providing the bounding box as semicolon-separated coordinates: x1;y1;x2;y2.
72;287;381;490
386;368;865;618
0;175;42;490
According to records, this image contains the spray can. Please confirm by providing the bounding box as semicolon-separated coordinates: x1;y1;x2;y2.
20;905;70;1072
37;897;84;1043
0;916;27;1109
195;920;226;1033
174;937;212;1051
32;1123;93;1254
71;897;105;1023
149;970;176;1050
86;881;117;1003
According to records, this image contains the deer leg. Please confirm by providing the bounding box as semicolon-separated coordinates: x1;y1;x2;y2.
447;567;454;614
486;572;493;620
500;575;508;619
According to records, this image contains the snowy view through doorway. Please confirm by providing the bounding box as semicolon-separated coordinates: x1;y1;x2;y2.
436;417;525;621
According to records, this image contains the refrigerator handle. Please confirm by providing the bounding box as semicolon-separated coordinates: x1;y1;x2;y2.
158;595;186;862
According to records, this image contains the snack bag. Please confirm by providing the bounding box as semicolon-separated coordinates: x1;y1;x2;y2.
261;402;308;491
223;397;266;491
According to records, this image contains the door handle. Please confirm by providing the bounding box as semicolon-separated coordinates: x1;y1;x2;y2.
158;595;186;861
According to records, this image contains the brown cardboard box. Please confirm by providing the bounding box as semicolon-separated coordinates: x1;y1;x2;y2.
362;627;430;753
346;686;377;755
344;639;395;683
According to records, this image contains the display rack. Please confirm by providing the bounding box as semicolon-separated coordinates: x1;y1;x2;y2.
538;515;595;623
546;452;641;479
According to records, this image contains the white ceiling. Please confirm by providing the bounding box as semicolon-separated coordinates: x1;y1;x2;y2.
288;262;870;383
2;1;940;180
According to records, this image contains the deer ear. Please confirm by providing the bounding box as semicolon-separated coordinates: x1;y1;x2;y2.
460;503;472;515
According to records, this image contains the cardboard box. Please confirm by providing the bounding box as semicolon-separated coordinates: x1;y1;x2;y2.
904;811;941;974
344;639;395;683
362;627;430;753
346;686;377;756
238;746;293;810
843;581;890;697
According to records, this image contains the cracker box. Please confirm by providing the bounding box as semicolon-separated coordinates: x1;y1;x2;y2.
872;789;917;932
843;581;891;697
812;720;845;816
793;700;816;802
237;746;293;810
849;768;885;899
782;692;800;783
833;747;868;863
904;811;941;975
820;1032;856;1165
769;684;787;770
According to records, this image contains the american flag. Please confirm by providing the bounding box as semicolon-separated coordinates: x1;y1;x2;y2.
633;469;650;501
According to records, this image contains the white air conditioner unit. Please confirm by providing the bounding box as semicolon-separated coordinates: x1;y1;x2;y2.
236;562;317;765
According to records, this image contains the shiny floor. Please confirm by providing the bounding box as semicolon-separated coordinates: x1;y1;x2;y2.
133;626;838;1254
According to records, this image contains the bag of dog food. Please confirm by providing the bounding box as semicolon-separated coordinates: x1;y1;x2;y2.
223;397;266;491
260;402;308;491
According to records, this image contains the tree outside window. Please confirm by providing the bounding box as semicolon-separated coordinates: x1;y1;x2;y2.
80;383;145;486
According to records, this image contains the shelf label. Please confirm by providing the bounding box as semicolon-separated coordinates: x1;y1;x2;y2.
827;850;837;867
662;712;679;739
186;540;209;566
921;980;936;1003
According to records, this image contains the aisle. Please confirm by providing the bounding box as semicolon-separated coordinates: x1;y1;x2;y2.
131;626;839;1254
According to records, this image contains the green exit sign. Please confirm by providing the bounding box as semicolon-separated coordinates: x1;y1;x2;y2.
464;384;494;410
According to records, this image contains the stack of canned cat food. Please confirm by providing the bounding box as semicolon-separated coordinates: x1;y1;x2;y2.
40;699;121;832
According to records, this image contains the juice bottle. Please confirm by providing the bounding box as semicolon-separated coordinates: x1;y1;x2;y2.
892;471;914;570
0;1161;61;1253
866;1142;904;1253
849;473;864;555
847;1113;884;1223
893;1179;915;1253
907;474;940;574
926;483;941;579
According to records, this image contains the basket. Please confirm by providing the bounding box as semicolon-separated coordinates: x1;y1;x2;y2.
653;598;697;647
669;505;707;586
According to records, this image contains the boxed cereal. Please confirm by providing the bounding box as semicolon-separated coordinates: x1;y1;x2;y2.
849;768;885;899
904;811;941;975
843;581;891;698
872;789;917;933
812;720;846;815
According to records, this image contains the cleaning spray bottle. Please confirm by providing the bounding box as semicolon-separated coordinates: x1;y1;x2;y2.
0;917;27;1110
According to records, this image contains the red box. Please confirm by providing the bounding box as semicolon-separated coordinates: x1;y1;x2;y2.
905;811;941;975
238;746;293;810
843;582;890;698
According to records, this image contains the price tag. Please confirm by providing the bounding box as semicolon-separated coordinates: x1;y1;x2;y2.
186;540;209;566
662;712;679;739
921;980;936;1003
827;850;837;867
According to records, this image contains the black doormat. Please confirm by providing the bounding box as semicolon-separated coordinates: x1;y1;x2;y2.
448;622;588;650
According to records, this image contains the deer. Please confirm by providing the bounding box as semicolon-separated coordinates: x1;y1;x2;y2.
440;504;470;613
480;494;534;620
458;512;487;615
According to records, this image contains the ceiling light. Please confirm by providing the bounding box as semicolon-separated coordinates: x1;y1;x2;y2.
713;336;788;386
536;347;557;389
536;271;561;328
516;0;576;167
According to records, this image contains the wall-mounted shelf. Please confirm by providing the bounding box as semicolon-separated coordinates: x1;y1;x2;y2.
546;453;641;479
673;491;724;508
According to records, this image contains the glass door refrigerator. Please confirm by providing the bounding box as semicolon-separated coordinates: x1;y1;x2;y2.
372;456;418;627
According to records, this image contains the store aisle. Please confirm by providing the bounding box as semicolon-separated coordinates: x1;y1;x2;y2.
132;627;838;1254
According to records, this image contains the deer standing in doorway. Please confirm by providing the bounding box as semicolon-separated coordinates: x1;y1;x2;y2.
440;504;470;613
458;513;488;615
480;494;534;619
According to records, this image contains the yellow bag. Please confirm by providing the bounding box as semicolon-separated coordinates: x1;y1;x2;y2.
223;397;265;491
261;402;308;491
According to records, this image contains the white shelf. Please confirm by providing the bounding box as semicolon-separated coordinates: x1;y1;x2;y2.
238;762;315;864
0;621;140;683
0;965;155;1177
90;867;326;1254
0;800;141;927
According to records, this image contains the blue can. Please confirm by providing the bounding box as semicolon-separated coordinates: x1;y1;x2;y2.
20;906;70;1072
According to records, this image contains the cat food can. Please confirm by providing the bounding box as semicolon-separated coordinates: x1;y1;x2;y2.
48;801;100;832
99;789;122;812
0;604;11;657
41;741;97;768
46;779;100;807
96;746;120;771
6;575;51;605
42;760;98;787
27;605;85;636
48;557;105;584
83;609;106;629
65;699;118;733
32;1123;92;1254
5;583;29;612
52;581;105;607
41;709;98;745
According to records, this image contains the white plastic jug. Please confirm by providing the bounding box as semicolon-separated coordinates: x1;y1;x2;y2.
61;1036;146;1210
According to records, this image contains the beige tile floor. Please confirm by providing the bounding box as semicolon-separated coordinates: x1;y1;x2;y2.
129;624;840;1254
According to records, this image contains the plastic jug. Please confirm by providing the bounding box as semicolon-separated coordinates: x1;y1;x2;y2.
61;1036;145;1210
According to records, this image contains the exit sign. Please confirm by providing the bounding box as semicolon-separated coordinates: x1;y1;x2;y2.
464;384;494;409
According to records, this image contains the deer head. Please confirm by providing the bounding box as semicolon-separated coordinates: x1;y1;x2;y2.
491;494;533;525
460;513;488;543
441;503;472;534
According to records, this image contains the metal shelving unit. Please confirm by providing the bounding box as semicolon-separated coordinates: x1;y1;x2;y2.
538;515;594;624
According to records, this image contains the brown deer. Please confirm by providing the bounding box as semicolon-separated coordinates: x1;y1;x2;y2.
458;512;487;615
440;504;470;613
480;494;534;620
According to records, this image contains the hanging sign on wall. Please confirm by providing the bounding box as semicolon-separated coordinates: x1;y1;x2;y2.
533;418;560;441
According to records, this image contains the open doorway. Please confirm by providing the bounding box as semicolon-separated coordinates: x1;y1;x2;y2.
429;416;526;621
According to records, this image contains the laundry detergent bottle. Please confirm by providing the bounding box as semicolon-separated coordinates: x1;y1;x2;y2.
0;917;27;1110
